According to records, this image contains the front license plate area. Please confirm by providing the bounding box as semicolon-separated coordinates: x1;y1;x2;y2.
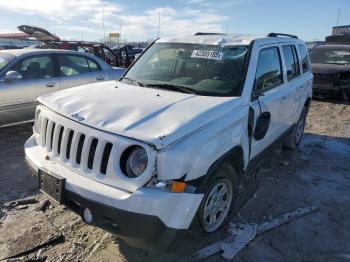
38;170;65;204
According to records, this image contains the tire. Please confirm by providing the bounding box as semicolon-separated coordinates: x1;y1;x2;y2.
283;106;307;149
196;162;237;233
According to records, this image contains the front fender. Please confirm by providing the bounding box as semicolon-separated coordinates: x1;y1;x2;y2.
156;106;249;181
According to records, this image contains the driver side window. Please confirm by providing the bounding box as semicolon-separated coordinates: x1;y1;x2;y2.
12;55;54;80
255;47;283;92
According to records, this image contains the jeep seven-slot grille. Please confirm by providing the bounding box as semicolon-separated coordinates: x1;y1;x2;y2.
41;118;113;175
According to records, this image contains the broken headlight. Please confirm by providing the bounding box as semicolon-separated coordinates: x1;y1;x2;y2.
336;72;350;80
121;146;148;178
335;73;350;85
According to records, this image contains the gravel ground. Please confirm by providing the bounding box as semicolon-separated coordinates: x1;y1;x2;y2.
0;99;349;262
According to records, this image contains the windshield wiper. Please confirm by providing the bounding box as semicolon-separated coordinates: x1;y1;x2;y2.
120;77;145;87
144;83;199;94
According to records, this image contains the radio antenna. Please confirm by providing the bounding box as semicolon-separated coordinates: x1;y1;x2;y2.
102;8;108;80
336;8;340;27
157;12;160;38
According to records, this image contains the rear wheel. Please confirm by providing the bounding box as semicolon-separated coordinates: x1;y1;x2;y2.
197;163;237;233
284;106;307;149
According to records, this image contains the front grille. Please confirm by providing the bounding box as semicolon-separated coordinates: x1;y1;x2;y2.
100;143;113;174
87;138;98;170
76;134;85;164
41;118;113;176
57;126;64;154
66;130;74;160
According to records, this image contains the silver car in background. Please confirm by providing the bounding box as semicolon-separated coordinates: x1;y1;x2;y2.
0;49;124;126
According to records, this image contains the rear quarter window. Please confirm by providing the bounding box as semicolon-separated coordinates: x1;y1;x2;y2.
282;45;300;80
298;44;310;73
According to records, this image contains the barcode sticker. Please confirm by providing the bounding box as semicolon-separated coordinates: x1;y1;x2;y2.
191;50;224;60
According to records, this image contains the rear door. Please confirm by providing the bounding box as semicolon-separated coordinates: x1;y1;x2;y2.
57;53;106;90
293;44;312;121
249;46;291;159
281;44;303;126
0;53;59;125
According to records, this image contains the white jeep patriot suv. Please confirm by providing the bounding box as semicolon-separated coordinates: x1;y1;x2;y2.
25;32;312;251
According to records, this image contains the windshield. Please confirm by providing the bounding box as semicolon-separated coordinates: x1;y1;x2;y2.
309;46;350;65
121;43;249;96
0;53;14;71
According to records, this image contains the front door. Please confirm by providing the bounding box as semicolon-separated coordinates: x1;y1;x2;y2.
249;46;291;159
0;54;59;125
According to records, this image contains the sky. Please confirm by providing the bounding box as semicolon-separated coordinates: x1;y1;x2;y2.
0;0;349;42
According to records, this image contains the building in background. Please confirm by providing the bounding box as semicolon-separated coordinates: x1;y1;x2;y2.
0;32;39;47
332;25;350;35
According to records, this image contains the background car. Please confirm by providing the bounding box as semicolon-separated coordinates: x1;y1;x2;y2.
113;45;144;67
0;44;23;50
0;49;124;126
309;34;350;100
17;25;122;67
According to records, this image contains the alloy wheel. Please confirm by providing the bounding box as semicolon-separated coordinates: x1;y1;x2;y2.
201;178;233;232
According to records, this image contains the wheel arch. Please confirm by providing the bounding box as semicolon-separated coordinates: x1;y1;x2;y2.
188;145;245;191
304;97;311;110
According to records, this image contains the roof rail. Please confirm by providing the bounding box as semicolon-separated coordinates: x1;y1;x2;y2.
267;33;298;39
195;32;226;36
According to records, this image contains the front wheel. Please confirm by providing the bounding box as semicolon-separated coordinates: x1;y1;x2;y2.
197;163;237;233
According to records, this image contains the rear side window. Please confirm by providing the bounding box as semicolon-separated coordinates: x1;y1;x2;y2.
255;47;283;92
87;58;101;72
298;44;310;73
58;55;91;76
282;45;300;80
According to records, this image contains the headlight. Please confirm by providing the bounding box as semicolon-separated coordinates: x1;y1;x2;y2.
121;146;148;178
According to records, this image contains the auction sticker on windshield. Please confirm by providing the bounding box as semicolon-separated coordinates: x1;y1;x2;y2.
191;50;224;60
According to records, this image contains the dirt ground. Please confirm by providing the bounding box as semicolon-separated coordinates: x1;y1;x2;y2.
0;99;349;262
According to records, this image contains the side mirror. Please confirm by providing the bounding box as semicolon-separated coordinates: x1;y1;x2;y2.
5;71;22;81
251;87;265;101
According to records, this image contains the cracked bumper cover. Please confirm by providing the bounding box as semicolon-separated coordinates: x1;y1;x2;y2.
24;135;203;251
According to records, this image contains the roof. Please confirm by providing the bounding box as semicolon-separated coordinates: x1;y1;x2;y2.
0;48;81;57
157;34;261;46
157;33;303;46
332;25;350;29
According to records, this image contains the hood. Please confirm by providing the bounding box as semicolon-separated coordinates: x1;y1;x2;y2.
311;63;350;75
37;81;240;149
17;25;60;42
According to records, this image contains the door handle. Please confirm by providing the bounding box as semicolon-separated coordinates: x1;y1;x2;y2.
46;82;56;88
96;76;105;81
281;96;288;101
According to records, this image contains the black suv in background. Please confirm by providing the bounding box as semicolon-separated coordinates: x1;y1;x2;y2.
309;35;350;100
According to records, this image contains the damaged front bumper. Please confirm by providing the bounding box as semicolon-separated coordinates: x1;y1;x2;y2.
24;135;203;252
